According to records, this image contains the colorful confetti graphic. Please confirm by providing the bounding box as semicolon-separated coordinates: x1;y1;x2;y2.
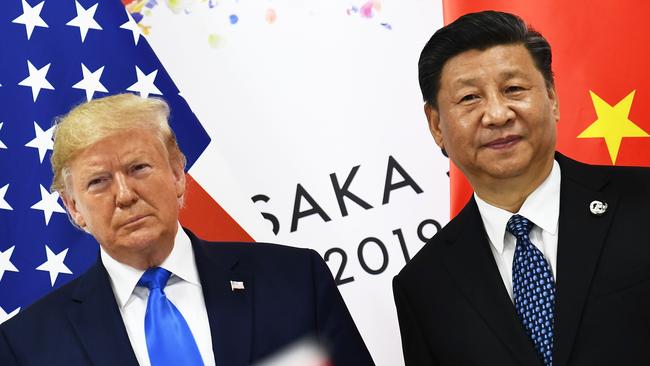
346;0;392;30
122;0;392;48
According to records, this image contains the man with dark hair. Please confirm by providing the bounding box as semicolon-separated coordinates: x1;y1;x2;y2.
393;10;650;366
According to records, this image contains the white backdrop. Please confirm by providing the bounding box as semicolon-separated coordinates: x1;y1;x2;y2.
138;1;446;364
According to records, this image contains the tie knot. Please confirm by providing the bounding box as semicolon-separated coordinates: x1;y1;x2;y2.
506;214;533;239
138;267;171;290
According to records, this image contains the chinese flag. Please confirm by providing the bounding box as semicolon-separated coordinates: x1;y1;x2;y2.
443;0;650;216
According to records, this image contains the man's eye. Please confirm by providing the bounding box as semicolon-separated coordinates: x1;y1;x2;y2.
88;177;107;188
505;85;525;93
131;163;151;173
460;94;479;103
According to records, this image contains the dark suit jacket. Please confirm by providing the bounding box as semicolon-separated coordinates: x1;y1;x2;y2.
393;154;650;366
0;229;374;366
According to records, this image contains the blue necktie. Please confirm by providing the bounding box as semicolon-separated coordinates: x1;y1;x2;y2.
507;215;556;366
138;267;204;366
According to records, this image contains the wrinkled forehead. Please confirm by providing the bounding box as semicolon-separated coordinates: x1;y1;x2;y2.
439;44;542;88
64;129;169;178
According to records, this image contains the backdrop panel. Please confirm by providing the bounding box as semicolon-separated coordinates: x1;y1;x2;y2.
135;1;446;365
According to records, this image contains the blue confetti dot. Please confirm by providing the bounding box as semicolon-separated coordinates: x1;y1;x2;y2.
229;14;239;24
131;12;143;23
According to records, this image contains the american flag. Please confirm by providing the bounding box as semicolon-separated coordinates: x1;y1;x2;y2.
0;0;210;323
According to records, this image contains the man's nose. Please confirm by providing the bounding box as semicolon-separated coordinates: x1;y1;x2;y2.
481;94;515;127
115;173;138;208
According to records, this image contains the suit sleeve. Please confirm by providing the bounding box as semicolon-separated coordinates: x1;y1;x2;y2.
393;276;439;366
0;327;19;366
309;249;375;366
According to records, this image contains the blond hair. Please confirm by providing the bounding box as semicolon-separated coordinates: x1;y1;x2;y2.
50;93;187;194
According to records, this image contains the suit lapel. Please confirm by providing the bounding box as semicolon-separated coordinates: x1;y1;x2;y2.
442;199;542;366
67;261;139;366
191;233;253;366
553;155;618;366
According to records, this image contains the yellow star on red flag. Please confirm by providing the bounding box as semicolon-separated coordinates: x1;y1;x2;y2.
578;90;649;164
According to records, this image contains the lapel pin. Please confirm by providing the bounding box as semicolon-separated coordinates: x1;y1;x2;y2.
230;280;245;291
589;200;608;216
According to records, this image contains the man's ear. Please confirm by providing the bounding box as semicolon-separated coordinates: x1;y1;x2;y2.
548;86;560;122
171;160;186;200
424;103;445;150
61;192;86;228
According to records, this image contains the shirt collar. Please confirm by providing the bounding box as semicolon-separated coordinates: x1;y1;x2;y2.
474;160;561;254
101;224;200;308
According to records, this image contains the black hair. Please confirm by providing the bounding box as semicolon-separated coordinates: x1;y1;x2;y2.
419;10;554;108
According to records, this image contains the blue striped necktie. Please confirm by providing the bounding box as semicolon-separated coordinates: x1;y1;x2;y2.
138;267;204;366
507;214;556;366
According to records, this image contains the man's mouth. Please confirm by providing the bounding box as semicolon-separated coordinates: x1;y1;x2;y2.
122;215;149;227
484;135;521;149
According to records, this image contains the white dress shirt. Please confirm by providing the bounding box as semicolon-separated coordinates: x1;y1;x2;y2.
474;160;561;301
101;225;216;366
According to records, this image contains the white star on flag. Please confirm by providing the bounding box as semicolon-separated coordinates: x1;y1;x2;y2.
30;185;65;225
66;1;102;43
0;184;12;211
18;60;54;102
127;66;162;98
0;246;19;282
72;63;108;101
12;0;49;40
119;8;142;45
0;122;7;149
25;122;54;163
36;245;72;286
0;306;20;324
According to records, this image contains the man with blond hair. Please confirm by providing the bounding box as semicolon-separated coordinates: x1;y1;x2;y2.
0;93;374;366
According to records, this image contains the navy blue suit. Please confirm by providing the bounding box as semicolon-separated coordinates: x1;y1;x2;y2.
0;230;374;366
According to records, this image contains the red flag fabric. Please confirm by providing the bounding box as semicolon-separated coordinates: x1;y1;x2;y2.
442;0;650;216
179;174;253;242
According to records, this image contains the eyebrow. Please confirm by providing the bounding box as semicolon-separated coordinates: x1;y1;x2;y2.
451;77;480;87
499;69;529;80
75;152;146;180
77;166;110;182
